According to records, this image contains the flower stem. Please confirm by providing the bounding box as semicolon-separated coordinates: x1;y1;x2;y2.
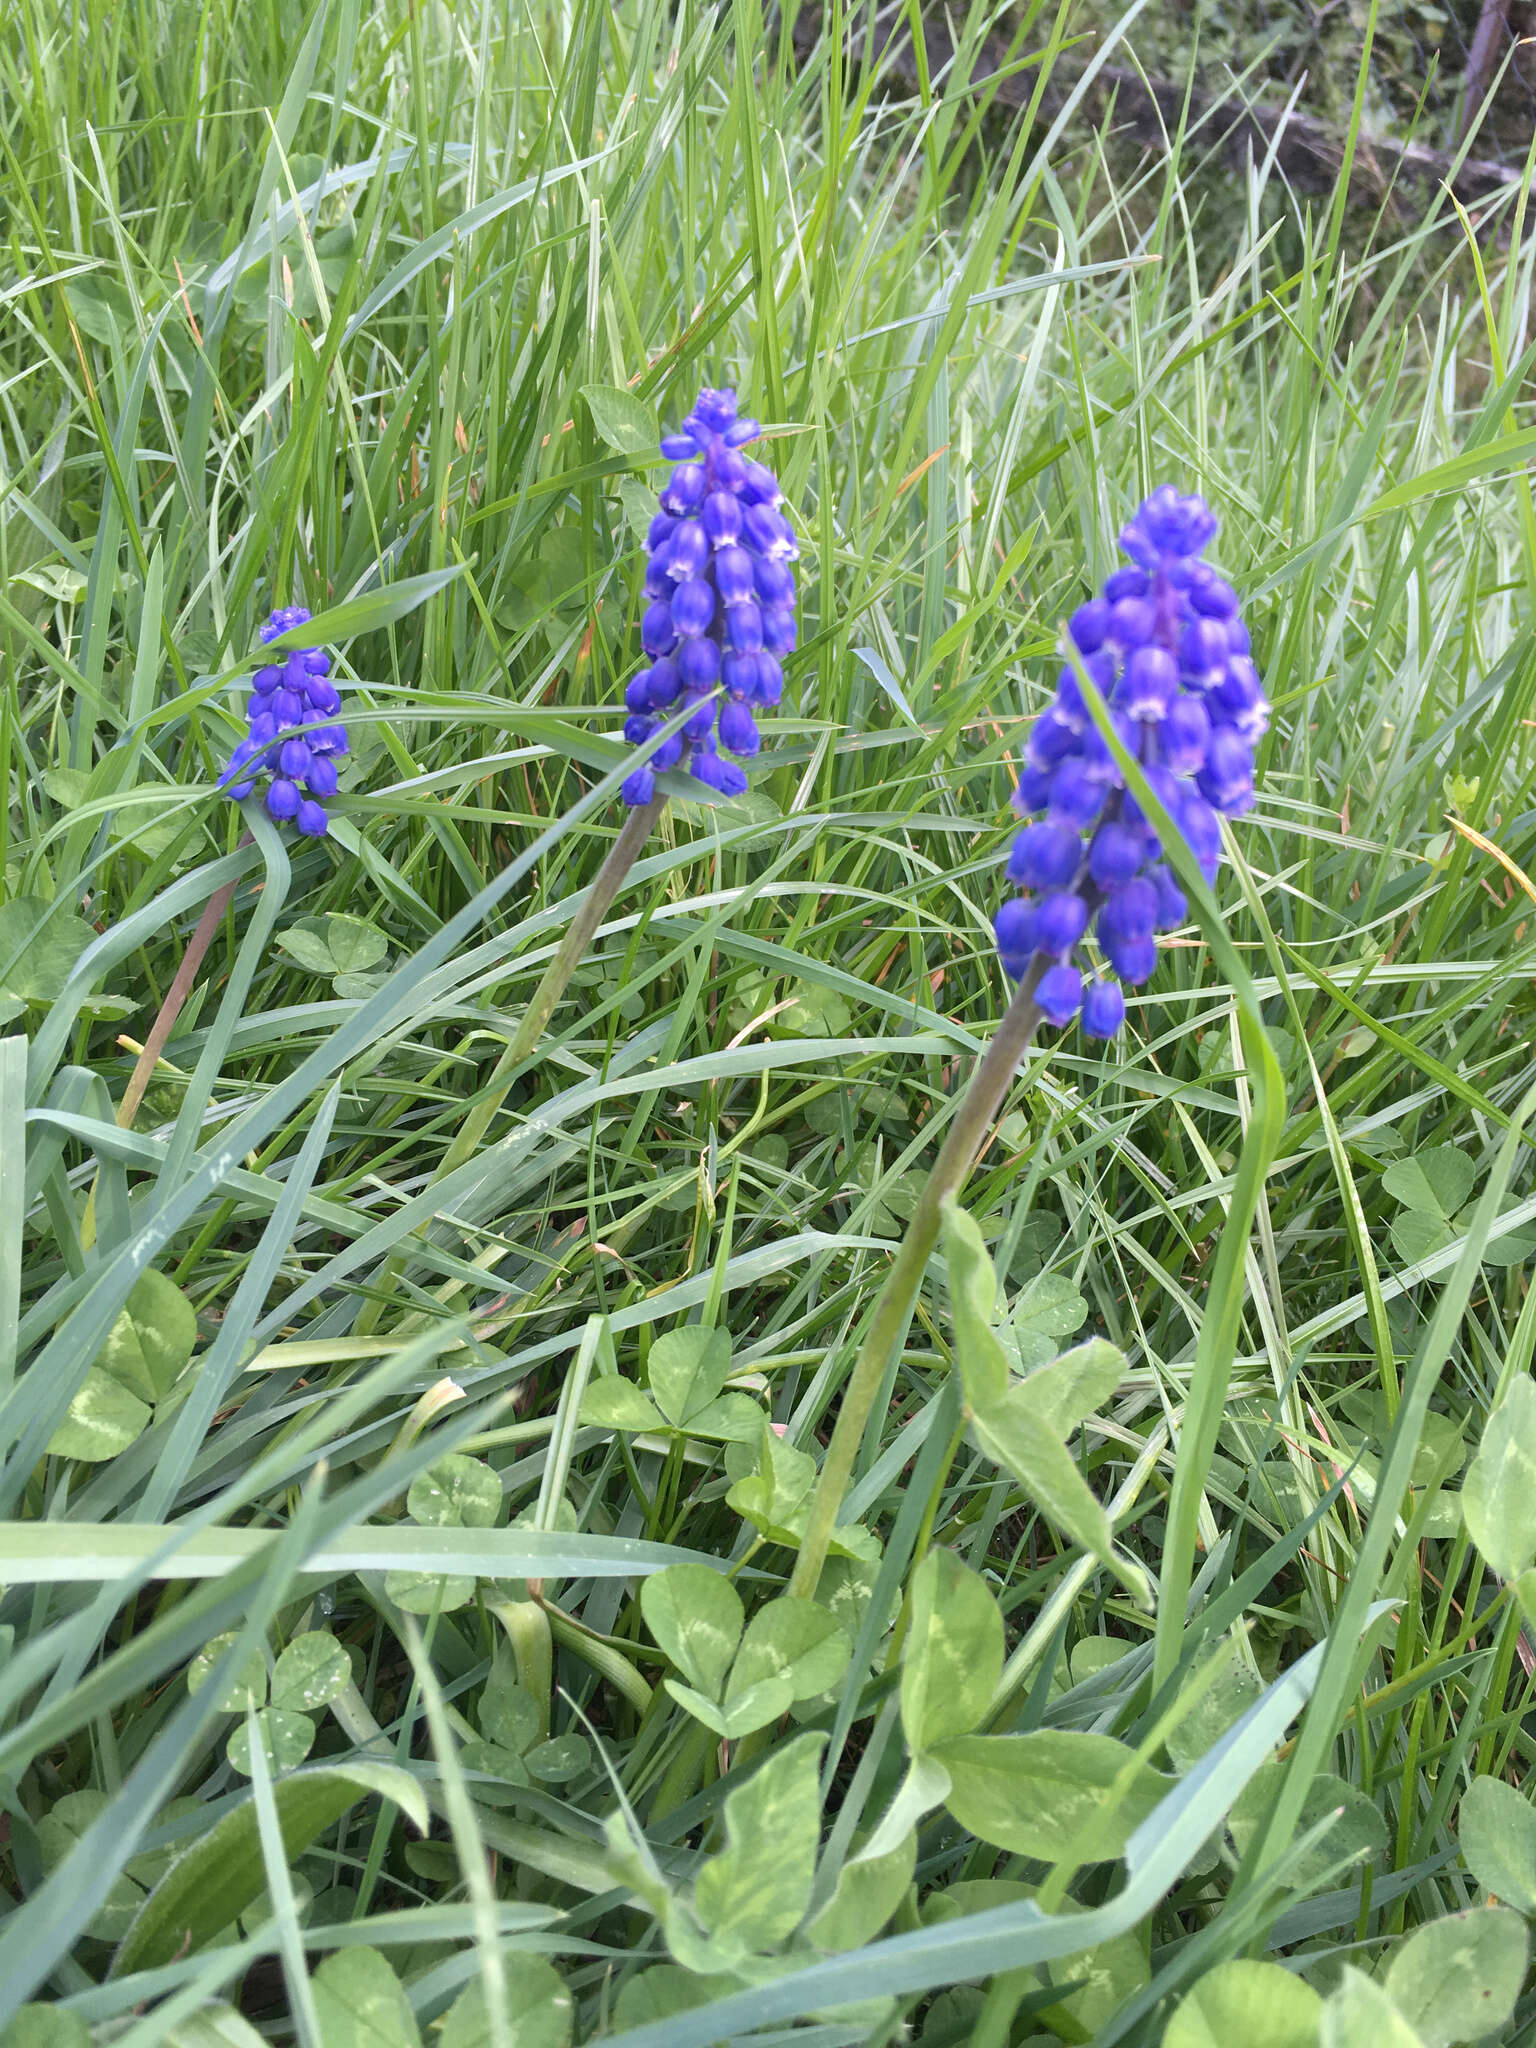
787;966;1047;1603
435;794;666;1185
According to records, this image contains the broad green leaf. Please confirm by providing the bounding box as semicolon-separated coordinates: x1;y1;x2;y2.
45;1369;150;1463
270;1632;351;1712
226;1707;315;1776
726;1424;817;1533
900;1548;1004;1751
437;1956;573;2048
1321;1968;1424;2048
693;1733;825;1952
1391;1211;1452;1266
675;1393;765;1442
160;2010;270;2047
716;1676;795;1738
0;896;95;1007
662;1680;732;1736
970;1389;1146;1600
1229;1767;1388;1886
613;1966;727;2028
1017;1340;1124;1439
1165;1643;1264;1771
1463;1378;1536;1578
647;1326;733;1428
1459;1773;1536;1911
274;923;339;975
640;1564;744;1698
933;1730;1169;1862
323;915;389;974
1008;1268;1090;1371
1383;1149;1475;1220
0;2011;92;2047
311;1944;423;2047
480;1673;541;1756
406;1454;501;1529
806;1832;916;1952
1383;1907;1527;2048
384;1570;476;1614
38;1791;145;1939
779;982;851;1036
460;1739;529;1787
96;1269;197;1403
1166;1959;1323;2048
579;383;659;456
616;476;659;538
114;1764;426;1972
942;1197;1011;1409
579;1379;666;1433
524;1733;591;1783
186;1632;267;1712
1036;1917;1149;2036
727;1598;851;1706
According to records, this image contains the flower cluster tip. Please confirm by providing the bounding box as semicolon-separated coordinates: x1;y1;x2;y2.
221;607;347;837
998;487;1266;1036
621;386;796;806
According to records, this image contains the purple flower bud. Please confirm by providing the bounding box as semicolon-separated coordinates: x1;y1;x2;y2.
1188;568;1239;618
715;546;756;605
296;800;329;838
1081;979;1126;1038
668;519;709;579
1104;566;1150;601
1088;821;1145;887
719;700;761;757
265;778;301;821
741;502;797;559
1180;618;1228;674
1118;646;1179;719
644;550;674;599
1026;707;1080;773
312;724;350;755
305;677;341;716
724;416;761;447
253;665;282;695
1099;877;1159;943
739;457;781;504
702;491;742;545
653;734;684;771
626;675;654;714
279;739;312;779
762;607;797;654
722;652;757;697
1149;863;1187;927
1008;821;1083;890
725;601;763;652
1158;693;1212;778
690;746;748;796
647;657;682;706
624;713;654;745
1227;618;1252;656
752;655;784;707
305;754;340;799
1036;963;1085;1026
660;433;697;458
1014;766;1054;814
623;766;656;805
1104;932;1158;984
1048;760;1105;830
1180;793;1223;881
755;556;795;608
1069;599;1111;653
1198;728;1255;814
1110;597;1156;647
660;463;706;514
1121;765;1183;834
647;511;677;552
678;636;721;689
712;446;749;492
994;897;1040;964
641;601;677;655
1035;892;1090;954
670;579;715;636
272;688;304;724
683;693;717;741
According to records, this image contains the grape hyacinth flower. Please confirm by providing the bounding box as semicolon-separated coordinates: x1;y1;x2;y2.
220;607;347;838
620;385;796;806
996;487;1266;1037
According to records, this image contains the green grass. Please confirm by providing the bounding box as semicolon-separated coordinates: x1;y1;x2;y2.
5;0;1536;2041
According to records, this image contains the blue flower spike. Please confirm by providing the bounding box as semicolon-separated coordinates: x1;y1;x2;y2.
998;487;1266;1037
220;607;347;838
621;385;795;807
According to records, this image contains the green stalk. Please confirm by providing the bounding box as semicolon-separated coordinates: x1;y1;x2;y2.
788;966;1046;1603
354;795;664;1336
436;793;666;1183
